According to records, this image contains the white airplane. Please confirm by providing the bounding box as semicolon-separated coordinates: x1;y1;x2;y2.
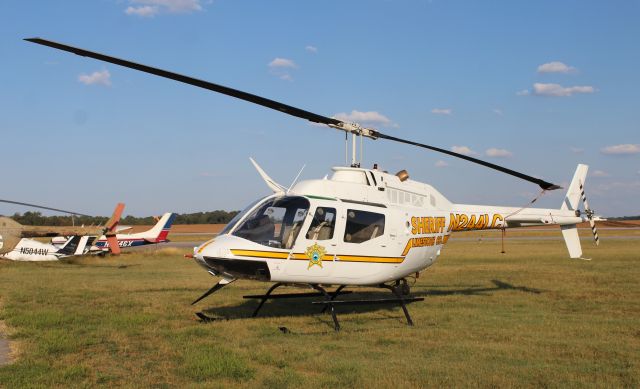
0;202;125;261
26;38;602;330
1;235;88;261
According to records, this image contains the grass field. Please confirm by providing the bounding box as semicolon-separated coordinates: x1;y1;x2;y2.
1;236;639;388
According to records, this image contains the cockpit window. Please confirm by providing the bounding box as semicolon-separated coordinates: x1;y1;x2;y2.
344;209;385;244
219;197;266;236
305;207;336;241
232;196;310;249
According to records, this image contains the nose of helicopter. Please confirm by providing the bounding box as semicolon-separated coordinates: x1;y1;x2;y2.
192;238;218;268
191;235;272;281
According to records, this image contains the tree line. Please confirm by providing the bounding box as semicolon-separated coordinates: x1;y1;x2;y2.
6;210;239;226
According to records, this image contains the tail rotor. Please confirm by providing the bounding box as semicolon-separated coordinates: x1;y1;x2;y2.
579;181;600;246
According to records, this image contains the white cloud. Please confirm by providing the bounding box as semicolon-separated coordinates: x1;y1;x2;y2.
268;58;297;69
305;45;318;53
451;146;477;156
532;83;595;97
485;148;513;158
435;160;448;168
78;70;111;86
537;61;576;74
591;170;610;178
516;89;530;96
333;110;393;126
125;5;158;16
431;108;452;115
601;144;640;155
126;0;202;15
570;147;584;154
492;108;503;116
268;58;297;81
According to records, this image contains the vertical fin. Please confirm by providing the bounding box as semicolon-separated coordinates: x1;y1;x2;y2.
561;164;588;210
561;224;582;259
143;212;176;242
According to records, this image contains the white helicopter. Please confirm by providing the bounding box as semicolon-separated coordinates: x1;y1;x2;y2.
26;38;601;330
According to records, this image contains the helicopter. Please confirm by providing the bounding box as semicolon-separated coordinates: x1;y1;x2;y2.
25;38;601;330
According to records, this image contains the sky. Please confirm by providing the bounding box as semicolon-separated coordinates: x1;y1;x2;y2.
1;0;638;217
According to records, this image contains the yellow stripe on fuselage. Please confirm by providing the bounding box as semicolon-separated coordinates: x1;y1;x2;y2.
230;249;289;259
336;255;404;263
229;249;403;264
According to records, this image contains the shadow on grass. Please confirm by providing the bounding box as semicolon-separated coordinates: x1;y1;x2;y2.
195;279;544;328
36;261;141;269
414;279;544;297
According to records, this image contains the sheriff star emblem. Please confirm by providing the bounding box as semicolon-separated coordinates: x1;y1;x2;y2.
305;243;326;269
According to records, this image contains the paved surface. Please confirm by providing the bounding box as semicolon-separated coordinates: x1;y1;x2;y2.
0;334;9;366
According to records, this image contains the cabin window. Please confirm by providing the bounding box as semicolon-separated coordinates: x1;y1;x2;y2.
232;196;309;249
343;209;385;244
305;207;336;241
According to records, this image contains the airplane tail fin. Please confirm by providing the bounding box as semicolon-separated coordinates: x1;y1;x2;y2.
57;236;82;256
143;213;176;243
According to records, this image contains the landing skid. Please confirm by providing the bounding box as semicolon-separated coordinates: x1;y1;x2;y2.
195;279;424;331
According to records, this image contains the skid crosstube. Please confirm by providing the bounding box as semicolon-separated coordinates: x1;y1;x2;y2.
242;280;423;331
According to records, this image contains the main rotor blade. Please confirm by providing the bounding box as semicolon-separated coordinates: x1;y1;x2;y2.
375;132;561;190
0;199;92;217
24;38;342;127
25;37;561;190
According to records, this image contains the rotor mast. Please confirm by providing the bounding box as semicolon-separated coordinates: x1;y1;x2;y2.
328;122;378;168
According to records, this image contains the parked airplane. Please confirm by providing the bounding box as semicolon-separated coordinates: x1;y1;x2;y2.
1;235;88;261
2;211;175;261
89;212;177;253
0;202;125;261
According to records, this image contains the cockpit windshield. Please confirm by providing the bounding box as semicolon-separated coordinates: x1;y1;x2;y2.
232;196;310;249
219;197;265;236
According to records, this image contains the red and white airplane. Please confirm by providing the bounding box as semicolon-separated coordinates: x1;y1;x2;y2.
51;212;177;255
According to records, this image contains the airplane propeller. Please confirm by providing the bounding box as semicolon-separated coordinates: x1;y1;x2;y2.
25;37;561;191
102;203;125;255
579;181;599;246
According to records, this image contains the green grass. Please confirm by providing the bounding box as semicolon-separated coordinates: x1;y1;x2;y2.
0;237;639;388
